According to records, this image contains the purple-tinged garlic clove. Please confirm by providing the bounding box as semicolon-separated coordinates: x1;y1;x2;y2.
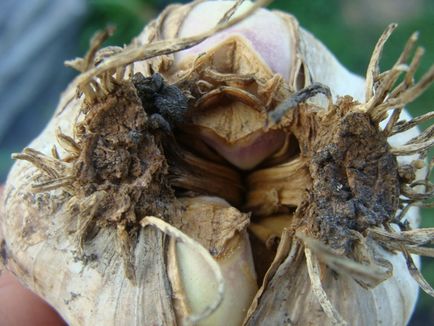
197;127;286;170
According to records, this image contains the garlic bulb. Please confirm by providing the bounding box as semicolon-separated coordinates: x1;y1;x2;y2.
1;1;433;325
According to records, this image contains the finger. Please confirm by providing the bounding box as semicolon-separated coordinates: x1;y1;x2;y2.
0;271;66;326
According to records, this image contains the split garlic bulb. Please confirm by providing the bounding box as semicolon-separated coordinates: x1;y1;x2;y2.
1;1;433;325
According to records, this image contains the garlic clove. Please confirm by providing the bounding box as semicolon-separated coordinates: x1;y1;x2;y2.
174;233;257;326
196;126;286;170
170;196;258;325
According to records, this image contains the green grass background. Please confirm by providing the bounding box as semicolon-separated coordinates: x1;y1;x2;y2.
1;0;432;323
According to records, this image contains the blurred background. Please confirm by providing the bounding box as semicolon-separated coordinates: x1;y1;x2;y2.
0;0;432;324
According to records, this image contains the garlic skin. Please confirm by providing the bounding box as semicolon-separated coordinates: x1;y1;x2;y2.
0;1;428;326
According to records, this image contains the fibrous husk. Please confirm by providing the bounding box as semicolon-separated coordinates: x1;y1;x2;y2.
1;1;434;326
